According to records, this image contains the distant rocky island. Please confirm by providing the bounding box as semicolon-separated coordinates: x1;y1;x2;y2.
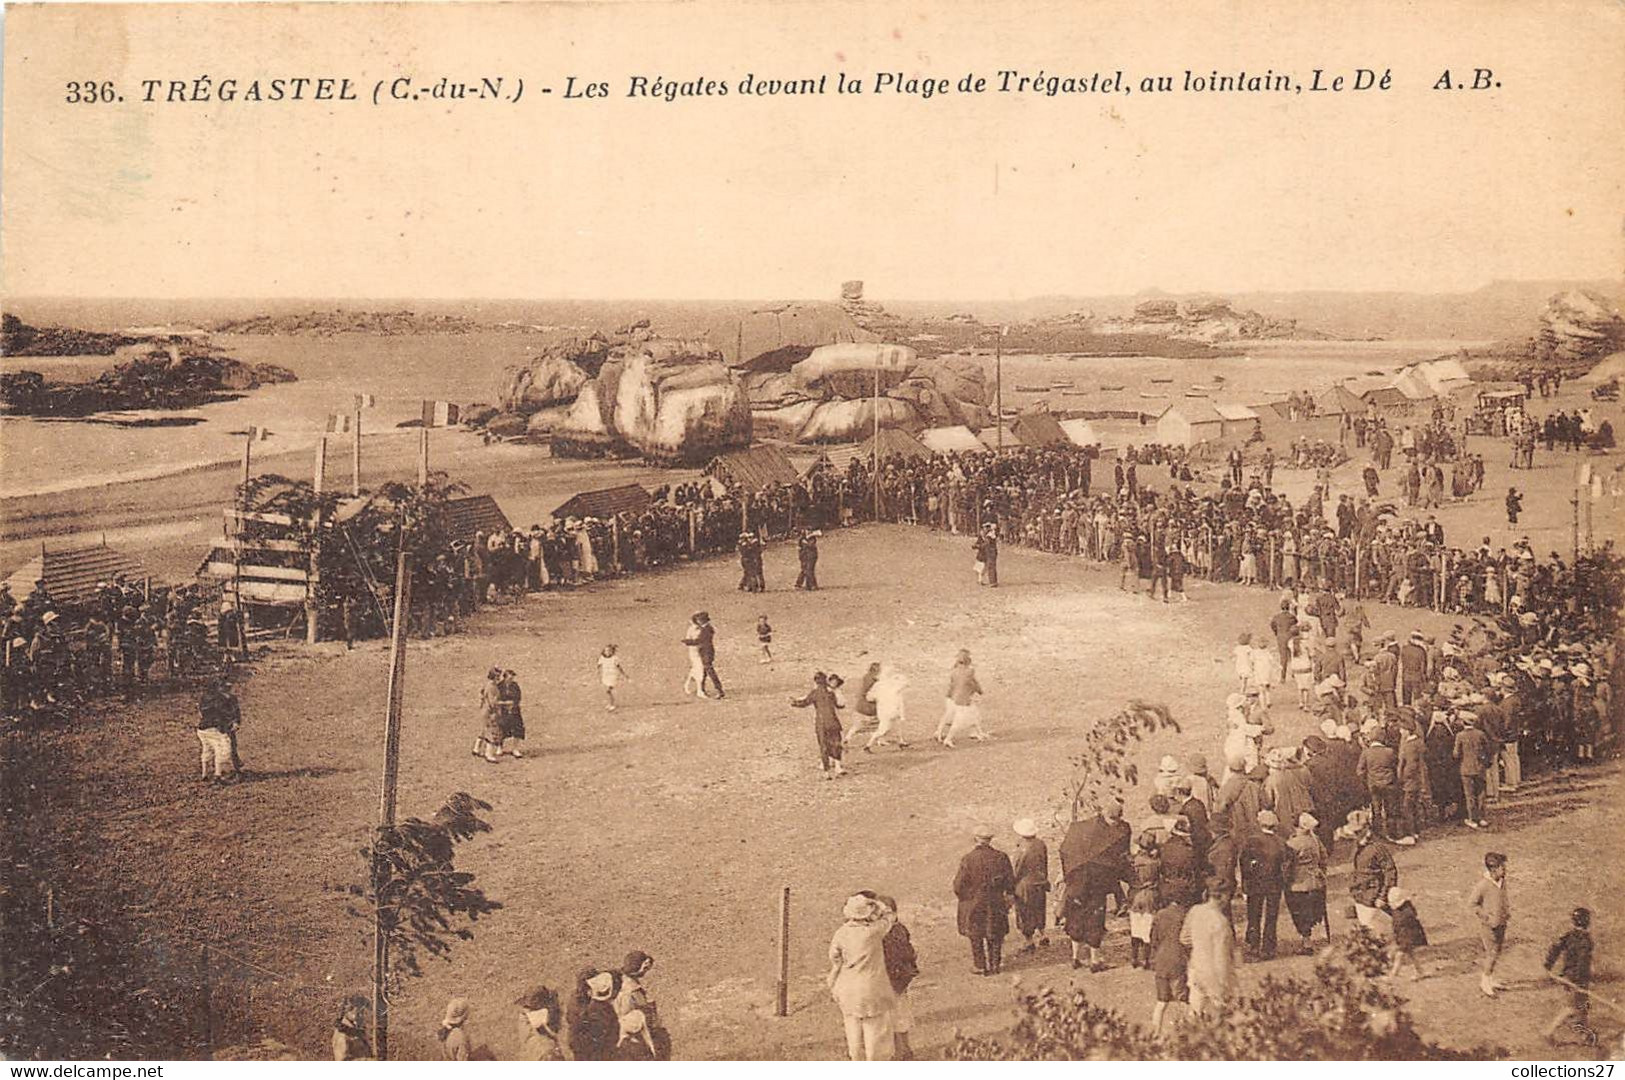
2;313;148;357
1;315;296;417
211;309;486;336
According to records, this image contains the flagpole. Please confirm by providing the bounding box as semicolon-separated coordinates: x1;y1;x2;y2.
419;426;430;489
995;326;1004;451
353;398;363;496
873;353;881;522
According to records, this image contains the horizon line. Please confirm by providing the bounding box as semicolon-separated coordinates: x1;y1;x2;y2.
5;277;1622;308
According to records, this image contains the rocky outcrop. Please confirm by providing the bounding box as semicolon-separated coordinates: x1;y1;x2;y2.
1;313;145;356
499;353;590;413
211;309;483;335
1094;298;1317;343
552;339;752;463
1537;290;1625;368
735;341;990;443
0;340;291;417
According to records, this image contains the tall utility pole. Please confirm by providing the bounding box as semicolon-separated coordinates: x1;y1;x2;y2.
995;325;1004;451
372;543;413;1060
873;355;882;521
307;437;327;645
353;397;364;496
1571;489;1581;562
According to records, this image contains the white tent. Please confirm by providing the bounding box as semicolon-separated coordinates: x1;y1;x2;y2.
919;425;985;453
1155;402;1225;447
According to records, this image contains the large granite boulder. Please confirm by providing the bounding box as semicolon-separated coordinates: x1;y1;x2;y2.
553;339;751;462
752;399;823;439
797;397;920;443
499;353;590;414
736;342;988;443
790;342;919;398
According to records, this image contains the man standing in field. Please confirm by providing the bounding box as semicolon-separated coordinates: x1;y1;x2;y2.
952;825;1015;976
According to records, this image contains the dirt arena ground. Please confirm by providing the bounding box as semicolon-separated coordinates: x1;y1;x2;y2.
18;512;1622;1060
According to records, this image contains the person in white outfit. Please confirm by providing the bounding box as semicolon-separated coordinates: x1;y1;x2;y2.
866;665;910;751
597;644;627;712
681;616;704;697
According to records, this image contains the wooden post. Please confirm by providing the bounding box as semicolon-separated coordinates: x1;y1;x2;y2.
241;433;252;489
307;437;327;645
1353;544;1362;598
373;544;413;1060
611;517;622;572
418;427;430;489
995;327;1004;451
688;507;698;556
873;358;882;522
200;944;214;1060
775;886;790;1018
1584;488;1593;553
45;886;54;930
353;400;364;497
1571;489;1581;562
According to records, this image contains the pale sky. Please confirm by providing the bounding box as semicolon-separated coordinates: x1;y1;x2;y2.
3;0;1622;301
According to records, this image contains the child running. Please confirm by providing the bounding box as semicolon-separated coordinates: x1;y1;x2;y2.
597;644;628;712
756;614;773;664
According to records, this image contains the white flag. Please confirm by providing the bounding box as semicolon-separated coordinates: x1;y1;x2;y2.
324;413;353;434
422;400;460;427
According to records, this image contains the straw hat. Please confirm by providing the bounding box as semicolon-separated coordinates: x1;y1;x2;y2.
1013;818;1038;838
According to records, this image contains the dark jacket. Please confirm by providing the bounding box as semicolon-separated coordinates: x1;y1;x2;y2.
1350;837;1397;907
882;919;919;993
953;843;1015;939
1238;829;1290;892
1356;743;1398;791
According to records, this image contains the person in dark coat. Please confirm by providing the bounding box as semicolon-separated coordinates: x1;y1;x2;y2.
1059;800;1132;971
1238;810;1290;959
1158;815;1203;907
1011;818;1050;952
1423;711;1463;822
1172;778;1211;866
794;530;820;590
951;825;1014;975
695;612;725;699
790;672;846;778
565;969;622;1061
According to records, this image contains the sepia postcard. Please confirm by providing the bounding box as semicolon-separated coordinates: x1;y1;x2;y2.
2;0;1623;1064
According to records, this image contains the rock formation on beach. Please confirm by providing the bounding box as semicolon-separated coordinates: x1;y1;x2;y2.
487;322;752;463
1;314;146;356
747;343;992;442
1;337;296;418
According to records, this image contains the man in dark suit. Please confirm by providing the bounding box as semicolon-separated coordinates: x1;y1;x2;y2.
952;825;1014;975
695;612;724;699
794;531;820;590
1239;810;1290;959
